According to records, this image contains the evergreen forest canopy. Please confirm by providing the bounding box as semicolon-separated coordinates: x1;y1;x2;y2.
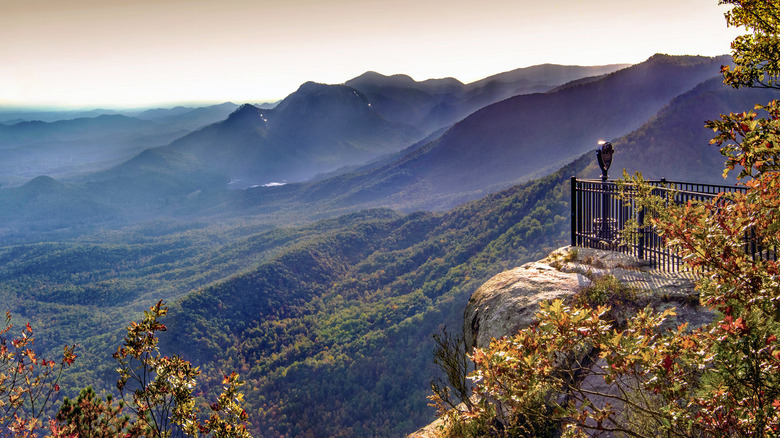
2;2;780;436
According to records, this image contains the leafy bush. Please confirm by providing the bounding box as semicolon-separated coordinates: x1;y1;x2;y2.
573;274;643;327
2;301;253;438
0;311;75;437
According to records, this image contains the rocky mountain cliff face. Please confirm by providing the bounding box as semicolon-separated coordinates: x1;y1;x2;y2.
410;246;715;438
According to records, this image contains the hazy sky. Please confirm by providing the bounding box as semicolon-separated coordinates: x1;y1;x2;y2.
1;0;742;109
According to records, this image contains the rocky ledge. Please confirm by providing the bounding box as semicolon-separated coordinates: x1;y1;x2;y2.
465;245;712;352
409;246;714;438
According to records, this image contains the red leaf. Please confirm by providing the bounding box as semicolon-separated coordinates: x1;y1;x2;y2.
662;355;674;374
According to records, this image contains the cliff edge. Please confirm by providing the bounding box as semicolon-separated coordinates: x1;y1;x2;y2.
409;245;714;438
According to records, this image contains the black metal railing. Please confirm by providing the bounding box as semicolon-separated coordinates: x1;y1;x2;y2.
570;177;776;271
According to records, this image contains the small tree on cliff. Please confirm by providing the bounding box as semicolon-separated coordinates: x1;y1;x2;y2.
49;301;253;438
0;312;76;438
438;1;780;437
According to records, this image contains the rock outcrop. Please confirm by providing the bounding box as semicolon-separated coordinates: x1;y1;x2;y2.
409;245;715;438
465;246;713;352
464;260;589;352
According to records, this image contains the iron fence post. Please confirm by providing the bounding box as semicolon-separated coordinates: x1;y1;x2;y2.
638;207;645;260
571;176;577;247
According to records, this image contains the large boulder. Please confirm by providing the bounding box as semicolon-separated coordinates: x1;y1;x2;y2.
464;260;588;351
464;245;714;351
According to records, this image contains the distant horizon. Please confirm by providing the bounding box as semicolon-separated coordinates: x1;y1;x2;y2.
1;0;740;109
0;100;255;112
0;55;710;112
0;59;644;111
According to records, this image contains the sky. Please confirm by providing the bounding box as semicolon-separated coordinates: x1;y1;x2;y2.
0;0;743;109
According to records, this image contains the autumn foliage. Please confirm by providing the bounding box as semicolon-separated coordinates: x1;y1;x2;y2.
108;300;252;438
0;300;253;438
0;312;75;438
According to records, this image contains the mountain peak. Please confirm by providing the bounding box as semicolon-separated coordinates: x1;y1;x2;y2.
346;71;463;92
225;103;264;123
347;72;416;87
19;175;67;195
274;82;373;117
296;81;330;93
234;103;260;113
643;52;730;67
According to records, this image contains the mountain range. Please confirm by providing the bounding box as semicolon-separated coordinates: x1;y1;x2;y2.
344;63;629;133
267;54;736;213
2;55;740;223
163;84;421;187
0;103;238;186
137;63;630;189
0;61;633;233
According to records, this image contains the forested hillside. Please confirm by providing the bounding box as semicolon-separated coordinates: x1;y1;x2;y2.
166;155;591;436
344;63;627;133
1;152;591;436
